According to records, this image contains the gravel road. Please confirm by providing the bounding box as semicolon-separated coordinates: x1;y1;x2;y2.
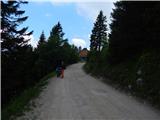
17;63;160;120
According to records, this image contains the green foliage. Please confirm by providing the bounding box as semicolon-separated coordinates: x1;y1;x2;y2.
37;31;46;48
1;1;33;50
2;1;79;112
108;1;160;63
1;0;34;107
135;49;160;104
90;10;107;51
86;1;160;108
48;22;65;45
88;10;108;74
34;22;80;80
1;72;55;120
85;49;160;107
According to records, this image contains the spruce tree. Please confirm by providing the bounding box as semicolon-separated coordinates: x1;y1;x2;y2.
1;1;33;52
37;31;46;48
48;22;65;46
1;0;33;106
90;10;107;52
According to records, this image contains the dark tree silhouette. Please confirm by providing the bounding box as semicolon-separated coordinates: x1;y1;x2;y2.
90;10;107;52
37;31;46;47
1;0;33;106
108;1;160;62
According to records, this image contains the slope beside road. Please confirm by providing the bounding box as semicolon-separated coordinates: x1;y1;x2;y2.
17;63;160;120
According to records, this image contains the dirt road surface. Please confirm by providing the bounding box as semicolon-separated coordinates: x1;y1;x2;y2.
17;63;160;120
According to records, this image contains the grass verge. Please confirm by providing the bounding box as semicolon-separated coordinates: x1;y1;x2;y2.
2;72;55;120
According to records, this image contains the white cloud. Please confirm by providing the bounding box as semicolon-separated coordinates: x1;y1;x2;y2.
76;3;99;21
72;38;86;48
35;1;115;24
23;35;38;48
76;2;115;23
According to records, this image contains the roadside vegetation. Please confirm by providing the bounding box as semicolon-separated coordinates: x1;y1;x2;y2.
1;72;55;120
85;1;160;108
1;1;79;119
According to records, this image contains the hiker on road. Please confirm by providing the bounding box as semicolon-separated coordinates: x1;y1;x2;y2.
61;61;65;78
56;60;65;78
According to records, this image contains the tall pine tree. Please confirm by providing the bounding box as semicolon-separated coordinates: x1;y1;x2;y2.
90;10;107;52
37;31;46;48
1;0;33;106
48;22;65;47
1;1;33;51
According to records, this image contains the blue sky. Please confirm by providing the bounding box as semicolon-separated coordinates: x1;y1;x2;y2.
21;1;115;49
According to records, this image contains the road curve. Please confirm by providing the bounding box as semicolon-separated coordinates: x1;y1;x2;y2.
17;63;160;120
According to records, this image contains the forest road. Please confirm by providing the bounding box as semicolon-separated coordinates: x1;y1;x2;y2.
17;63;160;120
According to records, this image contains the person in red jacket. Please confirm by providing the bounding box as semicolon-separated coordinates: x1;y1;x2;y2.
61;61;65;78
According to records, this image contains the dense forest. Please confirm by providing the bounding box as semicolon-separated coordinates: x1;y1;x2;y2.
1;1;79;108
85;1;160;107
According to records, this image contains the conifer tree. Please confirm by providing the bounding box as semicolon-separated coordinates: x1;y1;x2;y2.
37;31;46;48
90;10;107;51
48;22;65;46
1;0;33;106
1;1;33;52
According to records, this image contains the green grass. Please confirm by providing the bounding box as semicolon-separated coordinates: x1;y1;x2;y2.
2;72;55;120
